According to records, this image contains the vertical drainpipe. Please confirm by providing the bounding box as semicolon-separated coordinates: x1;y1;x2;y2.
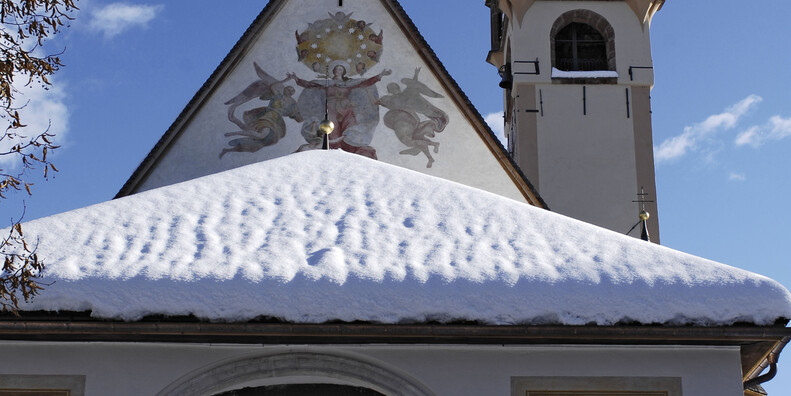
743;336;790;390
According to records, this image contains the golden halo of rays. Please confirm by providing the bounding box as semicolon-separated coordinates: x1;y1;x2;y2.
296;17;382;77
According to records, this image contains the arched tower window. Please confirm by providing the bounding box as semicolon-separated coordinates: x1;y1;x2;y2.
550;10;615;72
555;23;607;71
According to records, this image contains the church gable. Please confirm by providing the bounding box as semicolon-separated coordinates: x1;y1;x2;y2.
115;0;543;207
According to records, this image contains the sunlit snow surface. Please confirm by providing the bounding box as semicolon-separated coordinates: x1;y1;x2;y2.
14;151;791;325
551;67;619;78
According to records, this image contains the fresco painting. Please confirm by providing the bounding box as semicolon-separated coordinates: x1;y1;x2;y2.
220;11;449;168
220;63;301;158
377;67;448;168
295;12;383;78
289;65;390;159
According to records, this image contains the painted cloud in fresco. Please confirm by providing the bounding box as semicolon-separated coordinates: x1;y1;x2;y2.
220;10;449;168
296;12;383;77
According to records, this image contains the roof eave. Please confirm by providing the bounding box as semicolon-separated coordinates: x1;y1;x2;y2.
2;317;789;376
2;319;789;344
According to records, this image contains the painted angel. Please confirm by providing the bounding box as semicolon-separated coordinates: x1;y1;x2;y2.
376;67;449;168
220;63;301;158
328;11;353;24
369;29;384;45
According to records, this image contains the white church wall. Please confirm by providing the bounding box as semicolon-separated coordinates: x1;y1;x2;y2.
136;0;527;203
0;342;745;395
536;83;640;234
501;0;659;235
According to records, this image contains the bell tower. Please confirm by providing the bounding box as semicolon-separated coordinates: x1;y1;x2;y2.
487;0;664;241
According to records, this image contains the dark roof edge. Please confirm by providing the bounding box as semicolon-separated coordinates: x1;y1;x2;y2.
383;0;547;209
114;0;287;199
1;319;789;344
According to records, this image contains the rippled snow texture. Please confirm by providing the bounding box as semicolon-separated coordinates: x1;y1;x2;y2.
13;151;791;325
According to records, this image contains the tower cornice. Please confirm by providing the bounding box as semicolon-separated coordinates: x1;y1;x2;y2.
497;0;665;28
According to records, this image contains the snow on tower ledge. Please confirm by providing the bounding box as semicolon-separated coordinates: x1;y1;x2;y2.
13;150;791;325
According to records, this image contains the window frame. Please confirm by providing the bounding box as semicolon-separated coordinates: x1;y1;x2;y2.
0;375;86;396
550;10;616;73
554;23;609;72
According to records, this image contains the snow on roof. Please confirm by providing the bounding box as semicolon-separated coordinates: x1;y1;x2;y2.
551;67;618;79
13;150;791;325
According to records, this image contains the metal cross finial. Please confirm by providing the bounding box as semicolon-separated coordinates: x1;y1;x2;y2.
627;186;654;242
632;186;654;212
318;65;335;150
324;65;329;121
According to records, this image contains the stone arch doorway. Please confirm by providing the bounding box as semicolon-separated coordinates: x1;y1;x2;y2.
157;351;437;396
215;383;385;395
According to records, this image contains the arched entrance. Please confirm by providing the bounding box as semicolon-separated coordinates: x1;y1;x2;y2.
158;351;436;396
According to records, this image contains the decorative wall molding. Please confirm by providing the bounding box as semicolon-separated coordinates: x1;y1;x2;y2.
158;351;437;396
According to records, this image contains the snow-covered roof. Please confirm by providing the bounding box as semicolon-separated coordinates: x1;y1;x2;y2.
551;67;619;79
14;151;791;325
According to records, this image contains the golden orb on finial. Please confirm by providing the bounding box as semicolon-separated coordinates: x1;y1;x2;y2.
639;210;650;221
318;119;335;135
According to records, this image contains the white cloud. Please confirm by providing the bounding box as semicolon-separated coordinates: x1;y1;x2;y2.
736;115;791;148
734;126;760;147
484;111;506;147
88;3;163;39
728;172;746;182
0;80;70;168
655;94;762;163
769;115;791;140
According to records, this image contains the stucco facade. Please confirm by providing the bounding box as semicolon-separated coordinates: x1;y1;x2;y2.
0;343;746;395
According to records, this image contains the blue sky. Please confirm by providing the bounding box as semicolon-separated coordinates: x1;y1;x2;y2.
1;0;789;392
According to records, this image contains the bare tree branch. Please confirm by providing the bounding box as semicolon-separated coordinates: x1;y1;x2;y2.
0;0;77;313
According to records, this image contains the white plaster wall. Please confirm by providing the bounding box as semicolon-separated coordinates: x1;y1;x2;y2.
501;1;659;231
536;84;639;233
138;0;527;203
508;1;655;86
0;343;745;396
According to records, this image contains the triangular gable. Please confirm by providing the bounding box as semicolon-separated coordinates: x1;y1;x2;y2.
114;0;546;208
